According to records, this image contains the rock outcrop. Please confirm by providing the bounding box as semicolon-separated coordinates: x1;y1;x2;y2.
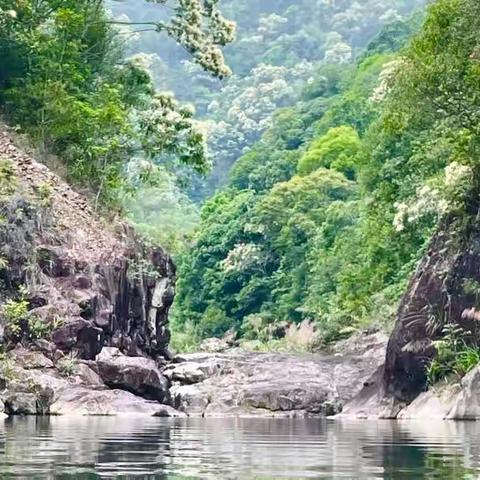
0;125;175;360
95;347;170;403
167;332;387;417
0;345;184;416
340;213;480;419
0;125;179;415
393;365;480;420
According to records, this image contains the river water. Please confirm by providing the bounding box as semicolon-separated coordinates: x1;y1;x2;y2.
0;416;479;479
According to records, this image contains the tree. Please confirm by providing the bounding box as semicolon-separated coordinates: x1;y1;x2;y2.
111;0;236;79
0;0;236;204
297;126;360;179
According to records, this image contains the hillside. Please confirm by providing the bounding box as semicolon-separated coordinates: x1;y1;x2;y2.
0;125;181;414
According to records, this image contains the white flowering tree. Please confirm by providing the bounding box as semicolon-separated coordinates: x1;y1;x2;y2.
110;0;426;200
393;162;474;233
111;0;236;78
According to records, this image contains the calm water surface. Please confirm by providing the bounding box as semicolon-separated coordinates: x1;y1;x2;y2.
0;416;479;479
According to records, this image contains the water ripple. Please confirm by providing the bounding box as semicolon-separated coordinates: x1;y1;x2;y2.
0;417;479;479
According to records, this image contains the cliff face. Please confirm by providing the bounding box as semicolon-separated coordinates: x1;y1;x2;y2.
384;213;480;401
0;125;175;362
340;211;480;418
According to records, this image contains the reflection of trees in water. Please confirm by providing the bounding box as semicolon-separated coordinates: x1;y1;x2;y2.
0;417;480;478
369;421;480;480
0;416;178;479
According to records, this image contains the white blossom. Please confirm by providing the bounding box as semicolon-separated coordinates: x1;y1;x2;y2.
393;185;450;233
221;243;264;273
257;13;288;36
444;162;473;188
370;59;405;103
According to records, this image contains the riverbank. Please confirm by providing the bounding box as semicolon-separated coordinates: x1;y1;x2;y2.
0;332;387;418
166;331;387;417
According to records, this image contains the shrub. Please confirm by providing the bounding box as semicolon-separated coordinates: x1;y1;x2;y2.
56;353;78;377
1;292;60;342
2;298;29;337
0;351;17;383
427;323;480;385
0;158;16;197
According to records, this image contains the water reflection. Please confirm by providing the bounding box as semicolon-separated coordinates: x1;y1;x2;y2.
0;416;479;479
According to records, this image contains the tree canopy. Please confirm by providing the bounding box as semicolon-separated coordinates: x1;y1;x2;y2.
173;0;480;348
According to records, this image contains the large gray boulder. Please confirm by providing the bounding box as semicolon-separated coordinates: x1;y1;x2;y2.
95;347;170;403
0;362;184;417
3;386;53;415
164;356;223;384
373;366;480;420
170;384;211;416
448;366;480;419
50;386;184;416
397;383;461;419
169;332;387;417
12;346;54;369
337;211;480;419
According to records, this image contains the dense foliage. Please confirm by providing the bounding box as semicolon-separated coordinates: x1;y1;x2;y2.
0;0;234;205
174;0;480;347
4;0;479;359
113;0;427;200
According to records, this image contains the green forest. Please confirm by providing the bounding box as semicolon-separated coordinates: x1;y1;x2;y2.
1;0;479;353
172;0;480;350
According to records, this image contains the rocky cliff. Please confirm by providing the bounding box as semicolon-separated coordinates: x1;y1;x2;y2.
4;122;476;420
0;125;175;359
0;125;179;415
340;211;480;419
0;125;388;419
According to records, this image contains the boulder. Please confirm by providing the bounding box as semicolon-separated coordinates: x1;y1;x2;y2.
397;383;461;419
1;365;184;417
153;405;187;418
50;386;183;416
164;358;222;384
33;339;57;357
36;246;74;277
3;392;38;415
169;333;387;417
447;366;480;420
12;346;54;369
171;384;211;416
73;363;104;386
52;317;104;360
164;363;207;384
338;214;480;418
95;347;169;403
3;386;53;415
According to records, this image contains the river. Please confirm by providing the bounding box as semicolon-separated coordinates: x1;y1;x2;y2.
0;416;479;479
